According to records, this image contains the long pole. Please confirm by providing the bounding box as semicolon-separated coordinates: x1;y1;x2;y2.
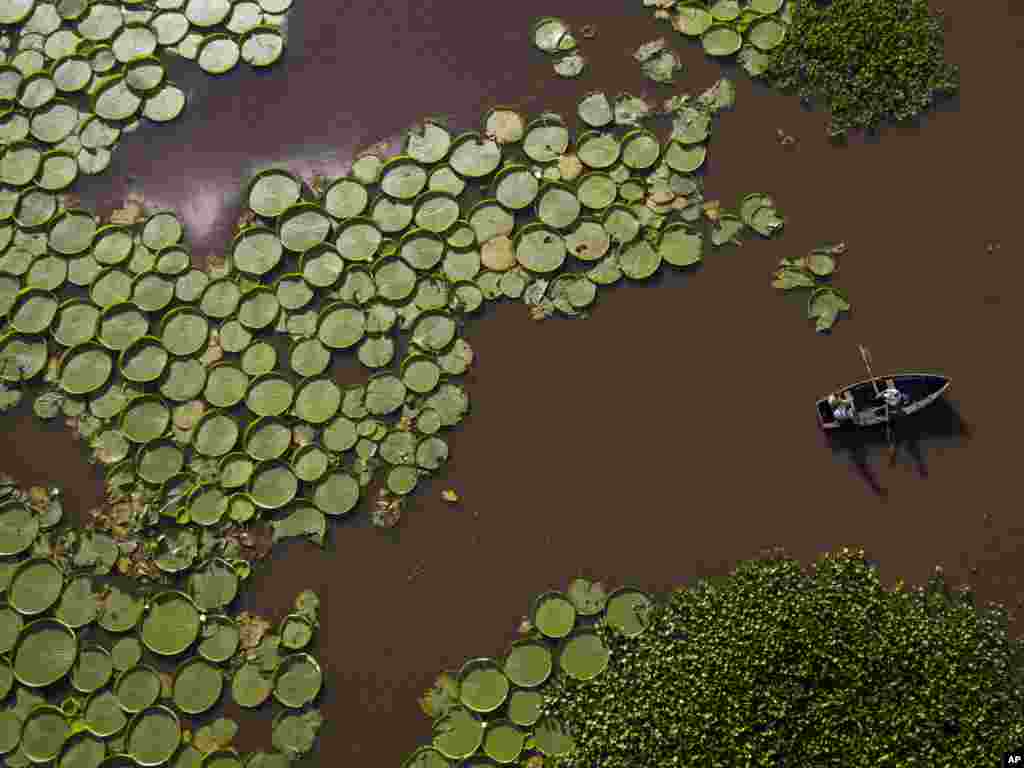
858;345;881;397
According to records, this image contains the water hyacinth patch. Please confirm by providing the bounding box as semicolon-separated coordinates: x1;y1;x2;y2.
404;552;1024;766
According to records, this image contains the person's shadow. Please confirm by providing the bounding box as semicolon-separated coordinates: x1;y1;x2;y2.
822;399;972;497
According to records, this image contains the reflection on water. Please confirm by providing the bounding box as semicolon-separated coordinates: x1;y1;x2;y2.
824;398;972;496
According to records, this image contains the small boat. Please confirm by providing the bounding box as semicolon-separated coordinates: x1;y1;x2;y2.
816;346;951;430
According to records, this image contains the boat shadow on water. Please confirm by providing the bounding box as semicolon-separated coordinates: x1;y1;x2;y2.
822;398;973;497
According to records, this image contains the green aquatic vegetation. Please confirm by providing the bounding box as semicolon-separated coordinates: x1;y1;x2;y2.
0;0;295;182
764;0;960;137
771;240;850;331
0;481;324;766
407;552;1024;767
645;0;956;138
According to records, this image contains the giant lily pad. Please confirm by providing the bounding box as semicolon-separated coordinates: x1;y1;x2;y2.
13;617;77;687
140;590;201;655
172;657;223;715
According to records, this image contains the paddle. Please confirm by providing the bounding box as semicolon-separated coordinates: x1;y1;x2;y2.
858;344;881;397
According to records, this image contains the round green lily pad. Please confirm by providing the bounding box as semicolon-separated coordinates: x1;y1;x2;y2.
115;664;163;713
126;706;181;767
483;720;525;764
172;657;223;715
532;592;576;639
71;645;113;694
13;617;78;687
459;658;509;714
9;556;64;616
273;652;323;708
702;24;743;56
507;689;544;727
503;639;552;688
140;590;201;655
558;628;610;681
232;660;273;708
605;587;653;637
198;614;240;663
0;501;39;555
60;343;113;394
432;708;483;761
21;705;70;763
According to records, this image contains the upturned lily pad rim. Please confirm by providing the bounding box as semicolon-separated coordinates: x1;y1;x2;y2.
139;589;201;655
277;201;332;251
447;131;503;179
9;555;66;616
271;651;323;708
125;705;182;767
248;459;299;509
12;616;79;687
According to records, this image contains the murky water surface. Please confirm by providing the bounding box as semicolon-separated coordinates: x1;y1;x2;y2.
2;0;1022;763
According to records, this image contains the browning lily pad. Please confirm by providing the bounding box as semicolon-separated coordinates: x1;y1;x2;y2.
232;660;273;708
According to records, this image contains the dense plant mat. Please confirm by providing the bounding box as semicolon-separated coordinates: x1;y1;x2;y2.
636;0;959;138
0;475;324;767
764;0;960;137
0;0;294;181
407;549;1024;766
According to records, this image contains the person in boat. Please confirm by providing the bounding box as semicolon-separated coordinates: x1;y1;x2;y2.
827;391;855;421
879;379;906;410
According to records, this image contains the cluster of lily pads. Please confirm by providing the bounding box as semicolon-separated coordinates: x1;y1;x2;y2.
405;576;652;767
771;239;850;331
0;0;292;181
0;477;325;767
1;82;789;543
641;0;793;77
528;16;594;79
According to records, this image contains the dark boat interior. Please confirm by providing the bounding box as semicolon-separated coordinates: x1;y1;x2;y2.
817;375;949;426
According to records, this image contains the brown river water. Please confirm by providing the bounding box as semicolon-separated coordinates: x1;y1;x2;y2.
2;0;1022;763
